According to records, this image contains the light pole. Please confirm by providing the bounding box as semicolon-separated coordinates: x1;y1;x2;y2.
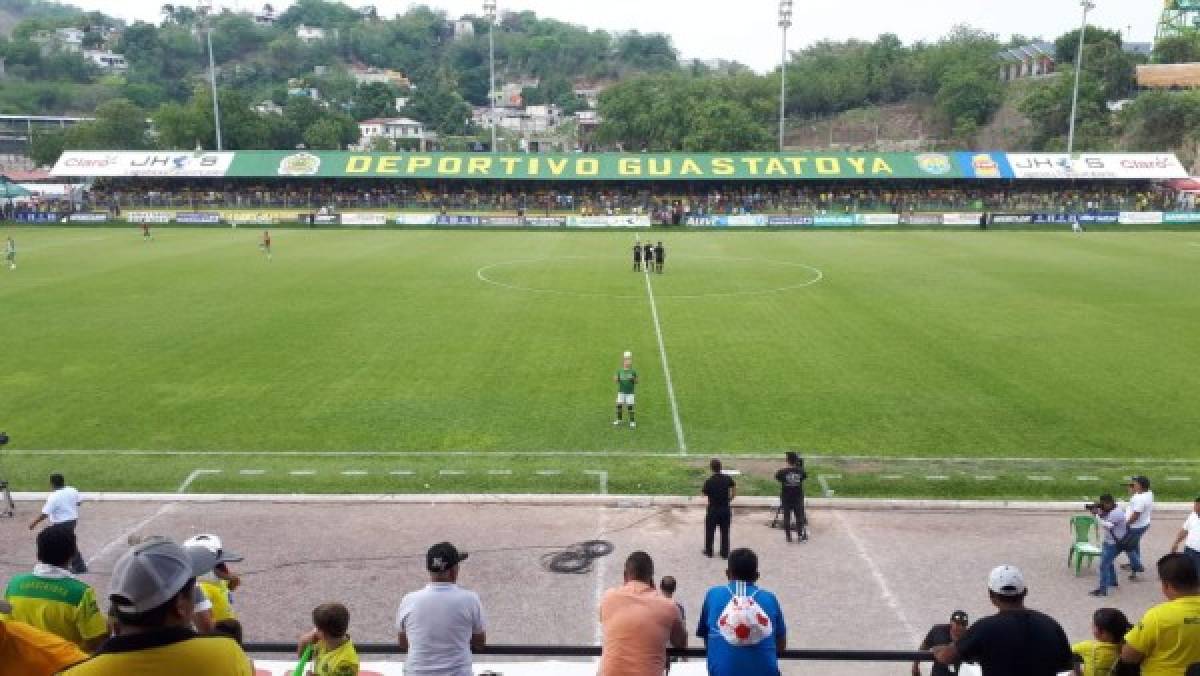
484;0;498;153
198;0;223;151
1066;0;1095;156
778;0;793;152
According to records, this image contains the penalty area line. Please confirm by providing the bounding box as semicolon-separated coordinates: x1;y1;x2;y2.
642;264;687;455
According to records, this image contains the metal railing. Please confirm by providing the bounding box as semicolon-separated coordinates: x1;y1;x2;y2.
243;642;933;662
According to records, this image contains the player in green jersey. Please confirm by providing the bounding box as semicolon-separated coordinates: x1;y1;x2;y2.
613;351;638;428
5;236;14;270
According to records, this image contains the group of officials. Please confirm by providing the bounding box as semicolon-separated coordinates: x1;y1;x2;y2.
632;241;666;273
699;453;808;558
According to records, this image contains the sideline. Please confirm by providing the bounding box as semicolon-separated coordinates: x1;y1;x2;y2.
642;260;687;455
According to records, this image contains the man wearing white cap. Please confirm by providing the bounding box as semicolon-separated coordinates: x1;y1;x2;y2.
182;534;244;627
61;537;251;675
614;351;638;429
931;565;1072;676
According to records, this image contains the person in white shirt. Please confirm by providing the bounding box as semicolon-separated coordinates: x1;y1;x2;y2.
1121;475;1155;580
1169;497;1200;573
396;542;486;676
28;474;87;574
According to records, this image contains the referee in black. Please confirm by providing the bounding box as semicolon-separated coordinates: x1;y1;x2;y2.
775;452;808;543
701;458;736;558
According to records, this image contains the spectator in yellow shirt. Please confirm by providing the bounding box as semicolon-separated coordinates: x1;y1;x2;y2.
1121;553;1200;676
298;602;359;676
0;610;88;676
1071;608;1132;676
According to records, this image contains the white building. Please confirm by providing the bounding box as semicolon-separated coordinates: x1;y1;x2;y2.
451;19;475;40
84;50;127;71
254;100;284;115
357;117;435;150
56;28;85;52
296;25;327;43
350;65;410;89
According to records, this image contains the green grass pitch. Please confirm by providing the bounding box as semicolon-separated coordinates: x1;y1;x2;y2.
1;226;1198;499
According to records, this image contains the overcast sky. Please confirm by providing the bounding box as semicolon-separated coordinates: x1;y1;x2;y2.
67;0;1159;72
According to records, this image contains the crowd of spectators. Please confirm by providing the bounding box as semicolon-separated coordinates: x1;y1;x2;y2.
3;481;1200;675
41;179;1183;218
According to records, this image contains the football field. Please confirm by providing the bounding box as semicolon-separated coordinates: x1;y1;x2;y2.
1;226;1198;498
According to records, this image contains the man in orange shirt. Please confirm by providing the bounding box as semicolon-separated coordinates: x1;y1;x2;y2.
0;601;88;676
598;551;686;676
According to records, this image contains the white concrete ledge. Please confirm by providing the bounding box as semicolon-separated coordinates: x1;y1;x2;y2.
11;492;1195;512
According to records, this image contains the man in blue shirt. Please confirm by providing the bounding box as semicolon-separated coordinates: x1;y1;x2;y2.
695;548;786;676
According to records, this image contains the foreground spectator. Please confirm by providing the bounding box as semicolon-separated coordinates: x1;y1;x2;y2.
298;602;359;676
696;548;786;676
932;565;1073;676
598;551;686;676
2;523;108;651
0;610;88;676
1122;475;1155;580
1169;496;1200;573
28;473;87;574
182;534;244;626
1121;553;1200;674
912;610;969;676
61;537;251;675
1071;608;1134;676
396;542;486;676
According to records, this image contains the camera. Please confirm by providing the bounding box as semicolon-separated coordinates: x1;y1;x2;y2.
1084;502;1100;511
0;431;8;446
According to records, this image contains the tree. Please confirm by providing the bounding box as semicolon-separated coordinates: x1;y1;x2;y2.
1153;34;1200;64
351;82;398;120
1054;26;1122;65
302;117;345;149
29;127;66;167
1120;90;1200;151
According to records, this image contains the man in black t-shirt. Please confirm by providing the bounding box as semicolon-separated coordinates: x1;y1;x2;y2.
774;452;808;543
654;242;665;274
932;565;1073;676
913;610;969;676
701;458;736;559
632;243;643;272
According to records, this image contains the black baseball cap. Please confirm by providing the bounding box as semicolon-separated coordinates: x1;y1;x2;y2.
950;610;969;624
1128;476;1151;489
427;542;468;573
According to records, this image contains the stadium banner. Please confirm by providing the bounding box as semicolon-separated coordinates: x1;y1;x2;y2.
942;213;983;226
228;150;975;181
1119;211;1165;225
1078;211;1120;224
340;213;388;226
1006;153;1188;180
812;215;856;226
899;213;944;225
1031;213;1074;224
954;152;1014;179
125;211;171;224
52;151;235;178
1164;212;1200;224
767;215;815;226
175;212;221;224
854;213;901;226
13;212;58;223
566;215;651;228
313;214;340;225
67;212;109;223
686;214;767;226
989;213;1034;224
228;213;276;225
435;215;483;225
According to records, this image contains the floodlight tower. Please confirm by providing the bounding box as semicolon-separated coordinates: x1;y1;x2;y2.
777;0;793;152
198;0;223;151
484;0;498;153
1067;0;1095;156
1157;0;1200;43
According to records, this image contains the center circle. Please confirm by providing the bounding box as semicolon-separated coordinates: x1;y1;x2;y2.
476;255;824;299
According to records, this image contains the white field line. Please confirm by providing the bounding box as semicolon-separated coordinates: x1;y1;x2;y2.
289;470;317;476
835;511;919;644
438;470;465;476
817;474;835;497
1028;475;1055;481
15;449;1200;464
389;470;414;476
238;469;266;476
86;502;176;566
642;265;687;456
1167;477;1192;482
1076;476;1100;481
177;469;222;493
341;470;368;476
975;475;997;481
881;475;904;480
925;475;949;481
590;470;610;645
535;470;563;476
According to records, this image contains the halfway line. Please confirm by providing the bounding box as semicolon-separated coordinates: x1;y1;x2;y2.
642;263;687;455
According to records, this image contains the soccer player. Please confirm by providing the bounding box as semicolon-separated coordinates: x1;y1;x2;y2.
141;222;153;242
614;351;638;428
261;230;272;261
643;242;654;271
632;242;642;272
5;236;14;270
655;242;665;274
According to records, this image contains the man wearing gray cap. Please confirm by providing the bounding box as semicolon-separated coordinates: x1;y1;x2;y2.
396;542;487;676
60;537;252;675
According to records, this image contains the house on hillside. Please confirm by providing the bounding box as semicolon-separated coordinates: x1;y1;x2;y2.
998;42;1056;81
572;82;608;109
357;117;436;151
84;50;127;71
296;25;326;43
254;100;284;115
451;18;475;40
255;5;277;25
350;65;411;89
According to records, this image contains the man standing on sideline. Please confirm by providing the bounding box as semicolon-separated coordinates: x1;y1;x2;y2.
614;351;638;429
6;235;15;270
774;452;808;543
1090;494;1128;597
702;458;736;559
396;542;486;676
913;610;969;676
1169;496;1200;573
597;551;686;676
261;230;272;261
2;524;108;651
695;548;786;676
1120;553;1200;673
1122;476;1155;580
632;241;642;272
932;565;1073;676
29;474;87;574
654;242;665;273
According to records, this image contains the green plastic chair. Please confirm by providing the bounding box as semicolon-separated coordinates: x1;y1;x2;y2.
1068;515;1101;576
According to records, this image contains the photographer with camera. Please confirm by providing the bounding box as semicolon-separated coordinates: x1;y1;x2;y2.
1086;494;1128;598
